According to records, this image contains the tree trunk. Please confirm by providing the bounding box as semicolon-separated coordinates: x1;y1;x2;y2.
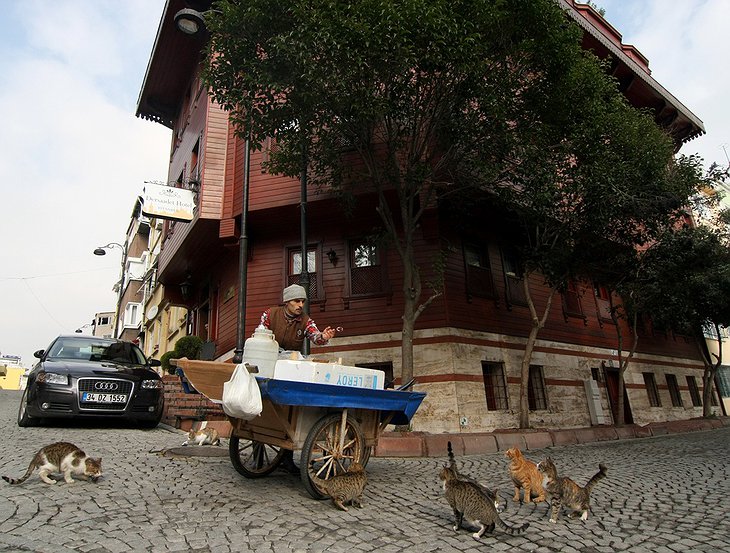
698;324;721;418
517;277;555;429
611;306;638;427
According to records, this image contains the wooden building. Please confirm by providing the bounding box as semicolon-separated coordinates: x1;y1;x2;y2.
136;0;719;433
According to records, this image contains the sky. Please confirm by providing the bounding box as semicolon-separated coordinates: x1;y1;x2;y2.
0;0;729;369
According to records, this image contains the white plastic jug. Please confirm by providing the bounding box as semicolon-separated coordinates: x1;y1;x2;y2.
243;326;279;378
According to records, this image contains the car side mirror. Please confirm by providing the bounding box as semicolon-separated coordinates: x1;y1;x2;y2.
148;358;162;367
34;350;45;359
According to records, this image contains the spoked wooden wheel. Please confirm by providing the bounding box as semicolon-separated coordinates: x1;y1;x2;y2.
229;436;285;478
300;411;366;499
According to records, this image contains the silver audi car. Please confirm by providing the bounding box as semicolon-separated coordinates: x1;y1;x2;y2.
19;335;164;428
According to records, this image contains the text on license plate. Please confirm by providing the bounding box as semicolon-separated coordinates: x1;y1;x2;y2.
81;392;127;403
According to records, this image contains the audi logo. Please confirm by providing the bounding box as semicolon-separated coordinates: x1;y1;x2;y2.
94;381;119;391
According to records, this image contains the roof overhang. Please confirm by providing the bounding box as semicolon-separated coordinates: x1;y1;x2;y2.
136;0;212;129
560;0;705;146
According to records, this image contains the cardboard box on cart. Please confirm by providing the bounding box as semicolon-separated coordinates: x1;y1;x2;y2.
273;359;385;390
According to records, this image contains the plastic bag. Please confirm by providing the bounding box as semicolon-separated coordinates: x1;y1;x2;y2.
221;363;263;420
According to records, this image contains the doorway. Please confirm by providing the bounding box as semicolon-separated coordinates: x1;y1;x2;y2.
603;365;634;424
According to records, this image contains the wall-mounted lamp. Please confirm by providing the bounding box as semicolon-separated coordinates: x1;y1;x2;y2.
180;274;194;301
327;249;339;266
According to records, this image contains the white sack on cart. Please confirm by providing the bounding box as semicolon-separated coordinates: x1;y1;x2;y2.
221;363;262;420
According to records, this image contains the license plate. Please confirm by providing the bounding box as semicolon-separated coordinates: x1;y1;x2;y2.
81;392;127;403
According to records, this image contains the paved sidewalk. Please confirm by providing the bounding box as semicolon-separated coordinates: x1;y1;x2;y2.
1;389;728;552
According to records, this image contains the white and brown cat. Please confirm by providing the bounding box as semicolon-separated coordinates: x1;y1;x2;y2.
183;427;221;446
3;442;102;485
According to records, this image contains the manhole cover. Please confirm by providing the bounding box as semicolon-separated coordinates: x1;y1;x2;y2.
163;446;229;458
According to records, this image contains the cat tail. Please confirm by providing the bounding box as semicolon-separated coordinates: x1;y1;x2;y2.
584;463;607;493
496;516;529;535
307;468;329;491
2;453;41;485
447;441;456;468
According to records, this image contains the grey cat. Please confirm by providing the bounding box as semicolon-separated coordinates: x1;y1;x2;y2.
447;441;503;512
440;463;529;539
309;461;367;511
537;457;607;523
2;442;102;485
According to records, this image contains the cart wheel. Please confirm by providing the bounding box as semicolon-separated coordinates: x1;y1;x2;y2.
360;445;372;467
300;413;366;499
229;436;285;478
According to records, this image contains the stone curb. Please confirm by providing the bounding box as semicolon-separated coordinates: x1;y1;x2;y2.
373;416;730;458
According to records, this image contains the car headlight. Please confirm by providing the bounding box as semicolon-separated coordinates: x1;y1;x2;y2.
37;372;69;385
141;379;163;389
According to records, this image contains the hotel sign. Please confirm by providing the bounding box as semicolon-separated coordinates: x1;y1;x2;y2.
141;183;195;222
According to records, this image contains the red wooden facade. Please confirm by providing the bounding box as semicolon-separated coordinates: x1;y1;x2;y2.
135;0;716;432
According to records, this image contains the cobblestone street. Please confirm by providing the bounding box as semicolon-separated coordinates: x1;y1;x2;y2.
0;389;728;552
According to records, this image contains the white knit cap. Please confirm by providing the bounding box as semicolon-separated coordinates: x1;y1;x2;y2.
283;284;307;303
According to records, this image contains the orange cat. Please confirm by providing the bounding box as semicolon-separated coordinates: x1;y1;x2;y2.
505;447;545;504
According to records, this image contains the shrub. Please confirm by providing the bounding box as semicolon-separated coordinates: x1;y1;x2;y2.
174;335;204;360
159;351;177;375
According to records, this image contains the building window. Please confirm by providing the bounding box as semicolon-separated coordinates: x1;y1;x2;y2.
562;279;584;320
501;246;527;307
593;283;613;322
287;245;320;300
124;303;141;329
349;238;385;296
666;374;683;407
355;362;394;389
463;242;494;300
686;376;702;407
528;365;548;411
482;362;509;411
643;372;661;407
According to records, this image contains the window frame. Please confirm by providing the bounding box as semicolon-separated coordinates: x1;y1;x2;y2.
482;362;509;411
561;279;586;322
463;242;495;301
686;375;702;407
665;373;683;407
500;245;528;307
285;243;324;303
643;372;661;407
344;237;391;307
527;365;548;411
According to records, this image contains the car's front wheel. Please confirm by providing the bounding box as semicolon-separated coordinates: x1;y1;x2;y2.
17;388;39;427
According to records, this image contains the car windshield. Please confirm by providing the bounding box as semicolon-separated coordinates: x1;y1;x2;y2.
47;337;147;365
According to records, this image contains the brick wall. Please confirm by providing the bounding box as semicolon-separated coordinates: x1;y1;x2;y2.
162;374;227;431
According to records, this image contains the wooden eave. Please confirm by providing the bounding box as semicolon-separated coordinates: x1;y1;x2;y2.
560;0;705;146
136;0;212;129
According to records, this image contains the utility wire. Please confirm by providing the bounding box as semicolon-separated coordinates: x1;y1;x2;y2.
0;267;116;281
21;280;66;330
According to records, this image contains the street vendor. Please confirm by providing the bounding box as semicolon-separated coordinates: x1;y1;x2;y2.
260;283;338;473
259;284;337;353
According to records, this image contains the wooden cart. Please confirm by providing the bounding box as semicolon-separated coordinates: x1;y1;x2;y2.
173;358;426;499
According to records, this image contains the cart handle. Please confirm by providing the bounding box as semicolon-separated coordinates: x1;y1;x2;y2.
397;378;416;391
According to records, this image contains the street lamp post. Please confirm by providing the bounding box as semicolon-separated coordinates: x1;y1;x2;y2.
93;242;127;339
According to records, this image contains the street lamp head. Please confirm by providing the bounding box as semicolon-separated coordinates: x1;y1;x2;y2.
174;8;206;36
93;242;124;256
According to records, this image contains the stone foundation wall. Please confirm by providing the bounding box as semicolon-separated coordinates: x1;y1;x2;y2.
320;327;716;434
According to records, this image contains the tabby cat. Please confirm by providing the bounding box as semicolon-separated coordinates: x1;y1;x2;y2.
309;462;367;511
182;427;221;446
2;442;102;485
505;447;546;504
440;463;529;539
447;441;503;512
537;457;607;523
